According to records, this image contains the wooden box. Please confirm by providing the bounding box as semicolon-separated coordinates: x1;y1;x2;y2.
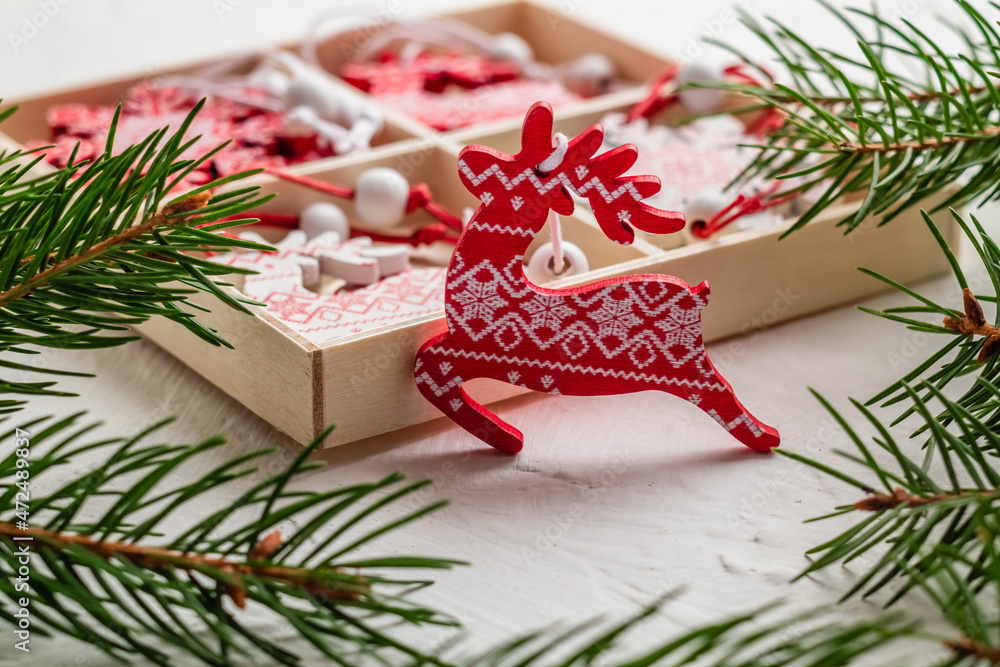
0;1;961;447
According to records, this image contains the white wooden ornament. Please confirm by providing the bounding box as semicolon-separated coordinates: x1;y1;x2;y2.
362;245;411;276
298;256;321;288
314;235;411;285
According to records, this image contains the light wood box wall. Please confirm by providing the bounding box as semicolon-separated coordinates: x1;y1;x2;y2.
0;1;961;447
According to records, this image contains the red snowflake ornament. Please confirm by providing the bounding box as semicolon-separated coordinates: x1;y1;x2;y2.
341;52;581;130
413;102;780;454
342;53;520;94
34;84;331;190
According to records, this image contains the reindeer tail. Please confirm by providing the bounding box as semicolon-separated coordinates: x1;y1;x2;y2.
691;280;711;302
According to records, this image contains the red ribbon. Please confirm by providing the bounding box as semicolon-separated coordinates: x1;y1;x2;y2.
690;182;797;239
212;169;463;247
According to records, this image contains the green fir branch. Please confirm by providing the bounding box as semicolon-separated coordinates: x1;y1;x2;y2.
0;103;272;415
442;601;912;667
782;382;1000;663
0;415;461;666
694;0;1000;236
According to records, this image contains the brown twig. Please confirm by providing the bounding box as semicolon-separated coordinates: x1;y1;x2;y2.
1;192;211;308
853;486;999;512
767;84;990;107
0;523;366;609
943;288;1000;364
945;637;1000;664
838;125;1000;155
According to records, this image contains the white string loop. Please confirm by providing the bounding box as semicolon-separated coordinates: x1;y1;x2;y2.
536;133;570;272
537;132;568;173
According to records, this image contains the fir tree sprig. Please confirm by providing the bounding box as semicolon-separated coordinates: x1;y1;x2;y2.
783;381;1000;600
773;209;1000;660
855;209;1000;440
0;414;461;666
442;601;912;667
781;382;1000;663
691;0;1000;236
0;102;274;416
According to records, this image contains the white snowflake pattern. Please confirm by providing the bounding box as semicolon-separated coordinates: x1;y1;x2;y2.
656;305;701;348
589;299;642;339
522;294;575;329
452;279;507;320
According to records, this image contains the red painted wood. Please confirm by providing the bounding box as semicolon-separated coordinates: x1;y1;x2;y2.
414;102;779;454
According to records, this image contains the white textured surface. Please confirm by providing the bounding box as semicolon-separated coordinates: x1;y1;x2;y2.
0;0;977;664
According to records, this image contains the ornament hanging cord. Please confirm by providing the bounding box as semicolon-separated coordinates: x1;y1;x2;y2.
267;168;464;246
537;132;570;274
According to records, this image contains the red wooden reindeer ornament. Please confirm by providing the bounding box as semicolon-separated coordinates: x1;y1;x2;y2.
414;102;779;454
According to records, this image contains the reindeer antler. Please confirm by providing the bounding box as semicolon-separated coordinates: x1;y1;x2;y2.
523;102;685;245
499;102;685;245
519;103;558;163
582;143;685;245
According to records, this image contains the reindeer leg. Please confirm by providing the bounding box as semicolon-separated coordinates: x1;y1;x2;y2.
694;360;780;452
415;334;525;454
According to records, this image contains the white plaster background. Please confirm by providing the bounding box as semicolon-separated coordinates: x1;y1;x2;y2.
0;0;986;664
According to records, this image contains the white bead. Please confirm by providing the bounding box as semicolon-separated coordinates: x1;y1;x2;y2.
525;241;589;285
300;202;349;240
563;53;615;97
487;32;534;66
353;168;410;229
676;61;729;114
246;63;291;96
283;73;340;121
283;105;321;137
335;92;374;126
683;191;730;227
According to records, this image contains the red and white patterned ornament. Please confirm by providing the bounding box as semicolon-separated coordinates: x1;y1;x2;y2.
413;102;780;454
367;75;581;131
33;84;332;191
342;53;520;94
212;232;446;344
601;112;798;238
338;47;583;131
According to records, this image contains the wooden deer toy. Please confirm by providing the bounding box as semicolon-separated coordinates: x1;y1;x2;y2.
414;102;779;454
